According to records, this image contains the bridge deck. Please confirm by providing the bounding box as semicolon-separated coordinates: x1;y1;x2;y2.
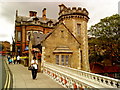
8;64;63;88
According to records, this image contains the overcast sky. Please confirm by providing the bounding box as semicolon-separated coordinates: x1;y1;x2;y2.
0;0;119;44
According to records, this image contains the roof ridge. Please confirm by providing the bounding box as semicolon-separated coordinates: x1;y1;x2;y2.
41;23;81;46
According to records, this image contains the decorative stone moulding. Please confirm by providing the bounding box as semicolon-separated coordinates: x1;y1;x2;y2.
59;7;88;15
72;7;77;12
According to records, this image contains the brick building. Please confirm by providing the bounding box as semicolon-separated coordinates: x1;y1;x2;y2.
0;41;10;55
14;8;56;56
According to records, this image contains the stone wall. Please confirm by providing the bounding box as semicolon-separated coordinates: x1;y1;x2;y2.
42;4;90;71
42;24;81;69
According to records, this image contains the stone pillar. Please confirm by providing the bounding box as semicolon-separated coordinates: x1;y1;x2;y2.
78;48;81;69
81;21;90;72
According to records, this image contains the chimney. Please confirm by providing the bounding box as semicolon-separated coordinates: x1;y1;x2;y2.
16;10;18;17
42;8;46;21
29;11;37;17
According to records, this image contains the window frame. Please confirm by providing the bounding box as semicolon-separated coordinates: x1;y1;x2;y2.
56;55;59;65
55;54;70;66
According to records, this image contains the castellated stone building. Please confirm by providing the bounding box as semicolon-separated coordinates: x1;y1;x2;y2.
15;8;56;55
41;4;90;71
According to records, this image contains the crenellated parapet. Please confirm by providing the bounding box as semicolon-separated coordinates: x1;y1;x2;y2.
58;4;89;21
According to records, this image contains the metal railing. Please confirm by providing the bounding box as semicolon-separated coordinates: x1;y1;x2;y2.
43;61;120;89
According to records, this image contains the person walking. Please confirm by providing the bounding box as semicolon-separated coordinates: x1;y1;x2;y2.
31;57;38;80
7;55;11;64
11;57;14;64
17;55;20;64
8;57;12;64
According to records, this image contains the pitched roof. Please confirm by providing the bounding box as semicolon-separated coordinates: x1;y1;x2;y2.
32;33;48;46
16;16;57;24
62;23;81;45
41;23;81;45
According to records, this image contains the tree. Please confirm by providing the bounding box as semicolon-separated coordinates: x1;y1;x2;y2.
88;14;120;64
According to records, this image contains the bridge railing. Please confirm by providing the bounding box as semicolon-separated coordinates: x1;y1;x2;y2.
43;61;120;89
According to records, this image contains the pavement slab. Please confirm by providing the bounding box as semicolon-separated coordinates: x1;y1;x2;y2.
8;64;63;88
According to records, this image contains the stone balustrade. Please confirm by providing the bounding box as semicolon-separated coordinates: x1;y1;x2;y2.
43;61;120;89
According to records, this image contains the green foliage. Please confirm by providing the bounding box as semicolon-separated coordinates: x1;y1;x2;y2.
89;14;119;38
89;14;120;64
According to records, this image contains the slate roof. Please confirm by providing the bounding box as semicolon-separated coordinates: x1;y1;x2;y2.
16;16;57;24
31;32;49;46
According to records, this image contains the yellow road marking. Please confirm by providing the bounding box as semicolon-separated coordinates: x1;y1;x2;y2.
4;72;8;88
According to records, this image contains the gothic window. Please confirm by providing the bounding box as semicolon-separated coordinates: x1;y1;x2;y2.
77;24;81;34
17;32;21;41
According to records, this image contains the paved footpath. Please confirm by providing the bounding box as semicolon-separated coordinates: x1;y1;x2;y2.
8;64;63;88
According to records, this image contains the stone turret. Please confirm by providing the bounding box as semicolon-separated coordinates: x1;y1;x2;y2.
58;4;89;22
58;4;90;72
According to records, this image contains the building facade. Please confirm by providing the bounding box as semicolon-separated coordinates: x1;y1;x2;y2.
42;4;90;71
0;41;10;55
15;8;56;56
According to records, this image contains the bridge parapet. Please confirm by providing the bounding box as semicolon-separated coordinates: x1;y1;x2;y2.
43;61;120;89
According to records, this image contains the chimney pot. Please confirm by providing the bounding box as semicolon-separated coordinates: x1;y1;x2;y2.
42;8;46;21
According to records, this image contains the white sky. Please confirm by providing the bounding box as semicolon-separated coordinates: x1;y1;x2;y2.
0;0;119;44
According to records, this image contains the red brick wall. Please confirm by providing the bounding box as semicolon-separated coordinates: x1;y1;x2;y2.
26;26;43;31
16;27;21;31
15;25;53;55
